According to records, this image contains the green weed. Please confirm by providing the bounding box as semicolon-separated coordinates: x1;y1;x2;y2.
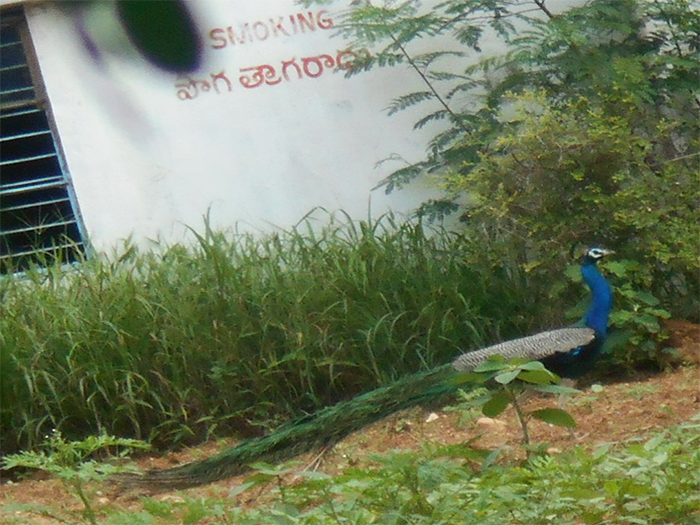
0;213;545;455
99;417;700;525
2;431;148;525
453;357;580;447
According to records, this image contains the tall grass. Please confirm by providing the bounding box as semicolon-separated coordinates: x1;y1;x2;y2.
0;213;550;455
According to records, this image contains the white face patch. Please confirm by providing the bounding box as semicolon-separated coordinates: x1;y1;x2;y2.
588;247;607;259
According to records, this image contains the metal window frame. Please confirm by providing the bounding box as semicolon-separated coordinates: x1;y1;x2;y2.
1;6;90;269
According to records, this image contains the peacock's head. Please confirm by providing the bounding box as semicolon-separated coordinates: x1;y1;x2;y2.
583;246;614;264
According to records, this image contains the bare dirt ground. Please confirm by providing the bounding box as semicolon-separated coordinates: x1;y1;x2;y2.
1;321;698;523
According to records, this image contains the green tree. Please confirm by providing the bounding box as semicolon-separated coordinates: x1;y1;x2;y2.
306;0;699;325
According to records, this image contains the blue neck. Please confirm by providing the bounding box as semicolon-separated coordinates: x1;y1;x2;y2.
581;262;613;335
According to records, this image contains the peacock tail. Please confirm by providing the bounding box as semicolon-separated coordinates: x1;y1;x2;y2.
115;364;457;490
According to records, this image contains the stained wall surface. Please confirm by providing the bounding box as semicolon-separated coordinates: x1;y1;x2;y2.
21;0;576;250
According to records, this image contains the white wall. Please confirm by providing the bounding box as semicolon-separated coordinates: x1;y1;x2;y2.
25;0;448;252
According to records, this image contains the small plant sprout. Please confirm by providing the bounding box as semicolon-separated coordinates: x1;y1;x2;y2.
1;431;149;525
461;356;580;447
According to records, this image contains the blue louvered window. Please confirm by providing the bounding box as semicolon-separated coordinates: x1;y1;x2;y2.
1;11;86;272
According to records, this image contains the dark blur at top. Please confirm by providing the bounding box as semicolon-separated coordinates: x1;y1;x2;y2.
116;0;203;74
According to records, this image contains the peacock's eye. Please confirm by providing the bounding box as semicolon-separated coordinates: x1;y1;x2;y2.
588;248;604;258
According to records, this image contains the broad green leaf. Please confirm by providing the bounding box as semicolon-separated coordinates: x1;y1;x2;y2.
563;487;602;499
651;452;669;465
603;261;629;277
600;331;631;354
529;384;581;395
517;361;547;371
228;480;256;498
636;313;661;332
473;360;509;373
504;357;531;367
494;369;520;384
632;291;661;306
518;369;558;384
604;480;620;495
249;462;296;476
482;390;510;417
531;408;577;428
564;264;582;282
593;443;612;459
643;434;665;451
646;308;671;319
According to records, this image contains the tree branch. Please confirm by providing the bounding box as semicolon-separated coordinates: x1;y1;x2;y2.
533;0;554;19
437;7;542;34
389;34;472;136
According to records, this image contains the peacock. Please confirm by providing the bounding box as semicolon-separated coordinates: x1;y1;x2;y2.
116;246;613;490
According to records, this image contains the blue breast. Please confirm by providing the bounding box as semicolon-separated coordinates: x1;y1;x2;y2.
581;262;613;336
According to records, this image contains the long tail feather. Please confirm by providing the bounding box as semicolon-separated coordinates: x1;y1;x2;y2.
115;327;596;491
114;364;456;491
